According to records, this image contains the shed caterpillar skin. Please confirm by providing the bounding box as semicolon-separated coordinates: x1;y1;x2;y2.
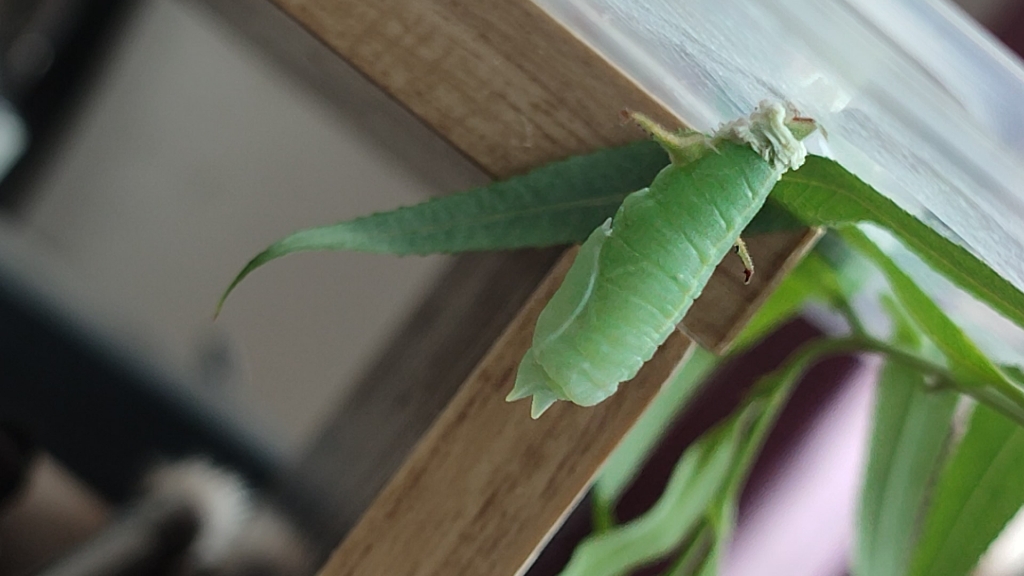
507;101;817;418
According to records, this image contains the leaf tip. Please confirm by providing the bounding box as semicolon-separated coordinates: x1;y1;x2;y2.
213;254;268;320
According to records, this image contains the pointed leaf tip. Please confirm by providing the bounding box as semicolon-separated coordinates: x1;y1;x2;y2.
217;140;672;319
215;247;278;318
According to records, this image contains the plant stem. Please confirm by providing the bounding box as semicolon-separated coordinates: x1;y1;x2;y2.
592;495;615;534
660;522;713;576
760;334;1024;426
856;338;957;384
772;335;956;390
838;299;870;338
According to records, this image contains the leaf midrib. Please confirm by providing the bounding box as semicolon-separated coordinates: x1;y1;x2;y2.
917;425;1023;575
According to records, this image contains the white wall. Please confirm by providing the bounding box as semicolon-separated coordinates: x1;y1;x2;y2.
15;0;487;452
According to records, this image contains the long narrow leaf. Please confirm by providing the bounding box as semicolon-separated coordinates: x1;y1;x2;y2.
693;499;738;576
841;227;1024;423
855;298;957;576
595;244;853;517
908;400;1024;576
560;415;746;576
594;346;718;516
218;141;669;311
663;523;713;576
662;499;737;576
561;338;843;576
220;142;816;313
772;156;1024;332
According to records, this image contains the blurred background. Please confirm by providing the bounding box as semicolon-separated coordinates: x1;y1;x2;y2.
0;0;1022;574
0;0;490;571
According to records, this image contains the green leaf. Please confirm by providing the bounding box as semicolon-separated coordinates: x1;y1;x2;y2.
559;407;748;576
841;227;1024;424
561;337;843;576
218;140;669;312
594;243;853;521
594;346;718;521
692;500;737;576
220;140;814;314
854;297;957;576
661;499;737;576
663;525;713;576
908;400;1024;576
773;156;1024;332
740;197;806;236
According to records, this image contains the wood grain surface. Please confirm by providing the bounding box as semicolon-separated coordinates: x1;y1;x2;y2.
316;249;693;576
288;249;563;550
268;0;680;179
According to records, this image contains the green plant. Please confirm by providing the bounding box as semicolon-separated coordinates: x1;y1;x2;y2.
219;104;1024;575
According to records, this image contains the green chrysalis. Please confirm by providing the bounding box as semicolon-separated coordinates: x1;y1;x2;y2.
506;102;817;417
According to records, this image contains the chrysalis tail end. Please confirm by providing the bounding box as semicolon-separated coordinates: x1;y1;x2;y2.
530;392;559;419
507;351;564;418
505;381;532;402
505;382;559;419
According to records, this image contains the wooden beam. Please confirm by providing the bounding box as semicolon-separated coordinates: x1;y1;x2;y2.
288;248;562;547
316;249;693;575
268;0;680;180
